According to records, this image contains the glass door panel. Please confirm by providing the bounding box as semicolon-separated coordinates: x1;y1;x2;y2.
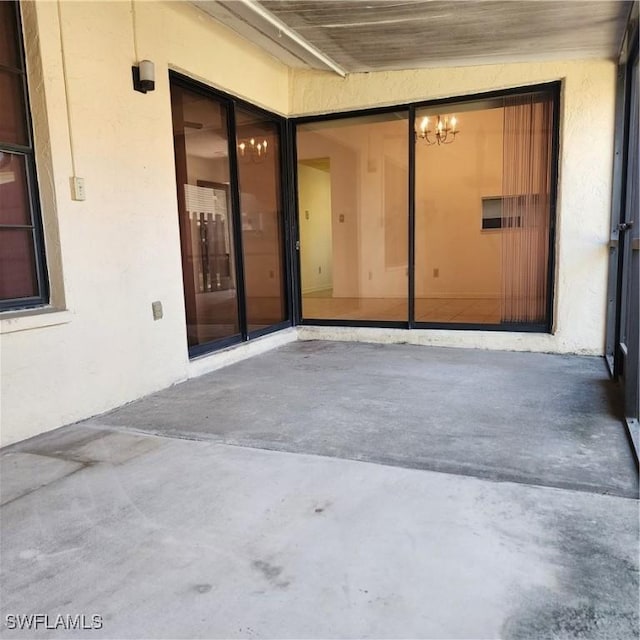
235;108;287;332
415;105;504;324
296;111;409;322
170;83;241;349
414;91;554;327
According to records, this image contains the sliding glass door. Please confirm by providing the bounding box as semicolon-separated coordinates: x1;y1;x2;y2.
414;89;555;328
296;111;409;323
235;107;288;333
294;84;558;332
170;75;288;355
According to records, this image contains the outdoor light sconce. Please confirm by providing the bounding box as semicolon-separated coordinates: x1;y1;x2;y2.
132;60;155;94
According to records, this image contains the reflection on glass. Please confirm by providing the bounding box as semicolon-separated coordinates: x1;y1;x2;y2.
0;228;37;299
296;112;409;321
235;108;287;332
0;2;20;69
170;83;240;348
0;152;30;225
0;70;27;147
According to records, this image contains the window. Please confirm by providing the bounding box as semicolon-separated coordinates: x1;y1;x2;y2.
0;1;48;311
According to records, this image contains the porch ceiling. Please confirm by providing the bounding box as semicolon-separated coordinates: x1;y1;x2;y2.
193;0;632;74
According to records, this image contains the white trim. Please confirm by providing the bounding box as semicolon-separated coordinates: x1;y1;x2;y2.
297;325;598;356
0;308;73;334
187;327;298;379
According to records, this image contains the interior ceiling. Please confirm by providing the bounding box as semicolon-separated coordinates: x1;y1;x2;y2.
194;0;631;74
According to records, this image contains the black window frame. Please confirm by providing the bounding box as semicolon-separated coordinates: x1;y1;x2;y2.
0;0;49;312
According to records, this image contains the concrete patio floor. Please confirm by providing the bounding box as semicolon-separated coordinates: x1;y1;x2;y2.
1;341;638;639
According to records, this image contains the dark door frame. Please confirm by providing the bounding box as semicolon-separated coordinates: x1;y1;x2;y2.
605;3;639;462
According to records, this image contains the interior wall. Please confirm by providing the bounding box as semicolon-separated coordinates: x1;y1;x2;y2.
415;108;504;299
296;130;359;297
0;0;289;447
297;118;408;300
292;60;616;353
297;163;333;293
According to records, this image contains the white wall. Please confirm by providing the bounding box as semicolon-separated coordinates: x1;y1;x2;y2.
0;1;289;446
298;163;333;293
0;2;617;447
291;60;617;355
416;108;504;299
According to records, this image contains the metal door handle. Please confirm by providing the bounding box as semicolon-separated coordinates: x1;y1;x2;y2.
618;220;634;231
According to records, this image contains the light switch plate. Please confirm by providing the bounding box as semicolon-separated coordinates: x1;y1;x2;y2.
152;301;163;321
70;176;86;201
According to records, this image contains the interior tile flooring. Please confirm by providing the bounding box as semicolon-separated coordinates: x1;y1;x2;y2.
302;291;502;323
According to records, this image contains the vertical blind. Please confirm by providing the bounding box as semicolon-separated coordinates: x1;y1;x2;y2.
501;91;554;324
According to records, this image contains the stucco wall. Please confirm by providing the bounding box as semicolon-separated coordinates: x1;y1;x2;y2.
291;60;617;354
0;1;617;447
0;1;289;446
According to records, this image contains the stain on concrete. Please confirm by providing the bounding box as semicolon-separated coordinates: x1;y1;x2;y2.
314;501;331;514
193;584;212;594
502;490;639;640
252;560;290;589
503;602;638;640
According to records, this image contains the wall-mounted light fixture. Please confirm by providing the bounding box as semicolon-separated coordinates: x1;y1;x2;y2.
132;59;155;93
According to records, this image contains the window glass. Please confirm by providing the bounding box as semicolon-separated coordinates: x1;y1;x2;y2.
414;93;553;326
415;106;504;324
0;229;37;299
170;83;241;348
296;112;409;322
235;107;287;332
0;70;28;146
0;1;21;69
0;152;31;225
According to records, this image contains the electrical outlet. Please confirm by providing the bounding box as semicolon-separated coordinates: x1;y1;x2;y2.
70;176;86;201
151;300;163;321
305;210;310;220
318;266;322;274
433;268;439;278
339;214;345;223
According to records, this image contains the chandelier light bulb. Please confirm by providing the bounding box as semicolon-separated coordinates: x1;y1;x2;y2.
237;137;268;162
415;113;459;146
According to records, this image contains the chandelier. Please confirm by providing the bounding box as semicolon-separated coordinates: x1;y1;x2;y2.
416;115;459;145
237;137;268;162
